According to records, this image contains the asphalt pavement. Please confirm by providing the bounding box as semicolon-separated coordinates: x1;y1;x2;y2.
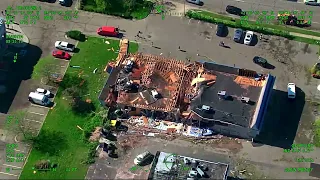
171;0;320;30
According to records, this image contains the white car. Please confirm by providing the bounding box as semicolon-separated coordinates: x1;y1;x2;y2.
244;31;253;45
287;83;296;99
55;41;75;52
36;88;51;97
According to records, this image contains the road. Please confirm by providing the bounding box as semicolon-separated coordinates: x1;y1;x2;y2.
171;0;320;30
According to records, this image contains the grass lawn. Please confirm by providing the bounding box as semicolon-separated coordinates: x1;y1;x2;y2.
314;119;320;147
189;10;320;44
20;37;138;179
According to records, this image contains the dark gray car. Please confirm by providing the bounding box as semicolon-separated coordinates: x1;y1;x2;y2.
233;29;243;42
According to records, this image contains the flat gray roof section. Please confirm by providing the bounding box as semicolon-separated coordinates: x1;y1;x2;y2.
148;151;229;180
190;71;262;127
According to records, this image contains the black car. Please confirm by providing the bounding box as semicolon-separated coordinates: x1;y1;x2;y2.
253;56;268;67
226;5;245;16
233;29;243;42
216;24;227;37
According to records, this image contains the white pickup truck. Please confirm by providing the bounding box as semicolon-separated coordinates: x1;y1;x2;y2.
55;41;75;52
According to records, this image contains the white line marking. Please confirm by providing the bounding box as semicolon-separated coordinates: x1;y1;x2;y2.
14;149;25;153
235;0;245;2
3;164;22;169
0;172;18;177
313;21;320;24
28;111;45;115
24;118;42;123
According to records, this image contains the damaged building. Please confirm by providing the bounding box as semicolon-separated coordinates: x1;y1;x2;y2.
99;53;275;140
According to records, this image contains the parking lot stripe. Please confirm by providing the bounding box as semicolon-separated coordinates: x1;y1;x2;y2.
28;111;44;116
30;104;51;109
24;118;42;123
14;149;24;153
0;172;18;177
3;164;22;169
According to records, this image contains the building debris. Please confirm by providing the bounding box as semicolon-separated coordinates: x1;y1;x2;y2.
99;51;275;140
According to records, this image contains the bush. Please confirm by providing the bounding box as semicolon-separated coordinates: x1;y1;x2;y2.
66;30;86;42
82;113;103;141
82;142;99;164
186;10;294;39
32;129;67;156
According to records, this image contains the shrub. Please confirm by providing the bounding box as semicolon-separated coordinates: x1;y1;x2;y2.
82;113;103;141
82;142;99;164
66;30;86;42
32;129;67;156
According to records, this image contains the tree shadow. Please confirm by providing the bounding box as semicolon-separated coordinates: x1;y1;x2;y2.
254;87;305;149
0;44;42;113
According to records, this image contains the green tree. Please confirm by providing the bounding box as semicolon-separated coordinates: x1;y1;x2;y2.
32;129;67;156
5;111;34;143
95;0;107;11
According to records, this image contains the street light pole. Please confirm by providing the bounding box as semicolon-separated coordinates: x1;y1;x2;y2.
184;1;186;16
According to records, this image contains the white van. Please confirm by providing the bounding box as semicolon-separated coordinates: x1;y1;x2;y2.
287;83;296;99
28;92;51;106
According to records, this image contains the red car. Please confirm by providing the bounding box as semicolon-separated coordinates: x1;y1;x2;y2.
97;26;119;37
52;50;71;60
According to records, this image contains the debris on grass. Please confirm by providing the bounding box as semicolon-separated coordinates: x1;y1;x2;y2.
105;41;110;44
77;125;84;131
93;68;98;73
89;127;101;142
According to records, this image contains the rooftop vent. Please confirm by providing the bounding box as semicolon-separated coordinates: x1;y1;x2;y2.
217;91;226;96
241;97;250;103
201;105;210;111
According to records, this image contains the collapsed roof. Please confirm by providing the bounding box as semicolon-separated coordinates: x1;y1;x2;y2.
101;53;270;128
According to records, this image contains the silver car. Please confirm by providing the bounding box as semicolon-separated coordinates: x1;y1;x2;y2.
233;29;243;43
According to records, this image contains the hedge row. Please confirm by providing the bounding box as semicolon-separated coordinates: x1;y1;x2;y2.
66;30;86;42
186;10;294;39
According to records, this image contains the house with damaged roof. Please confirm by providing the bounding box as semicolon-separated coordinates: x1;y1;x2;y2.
98;52;275;140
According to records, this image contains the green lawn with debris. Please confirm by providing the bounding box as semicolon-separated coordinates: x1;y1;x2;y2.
20;37;138;179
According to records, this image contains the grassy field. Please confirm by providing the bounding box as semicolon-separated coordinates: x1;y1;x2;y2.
314;119;320;147
20;37;138;179
188;10;320;44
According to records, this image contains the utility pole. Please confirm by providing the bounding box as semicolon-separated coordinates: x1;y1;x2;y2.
184;0;186;16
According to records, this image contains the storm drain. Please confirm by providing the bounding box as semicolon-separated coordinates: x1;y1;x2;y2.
309;163;320;178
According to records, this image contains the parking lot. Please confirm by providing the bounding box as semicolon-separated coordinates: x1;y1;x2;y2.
0;79;58;179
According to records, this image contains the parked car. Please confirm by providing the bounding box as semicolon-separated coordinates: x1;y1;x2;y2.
253;56;267;67
186;0;203;5
55;41;75;52
233;29;243;42
36;88;51;97
97;26;119;37
52;50;71;60
134;151;153;165
216;24;227;37
59;0;72;6
287;83;296;99
28;92;51;106
244;31;253;45
226;5;245;16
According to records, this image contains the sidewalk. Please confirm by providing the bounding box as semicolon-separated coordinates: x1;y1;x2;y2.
290;32;320;41
0;15;29;48
6;23;29;48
